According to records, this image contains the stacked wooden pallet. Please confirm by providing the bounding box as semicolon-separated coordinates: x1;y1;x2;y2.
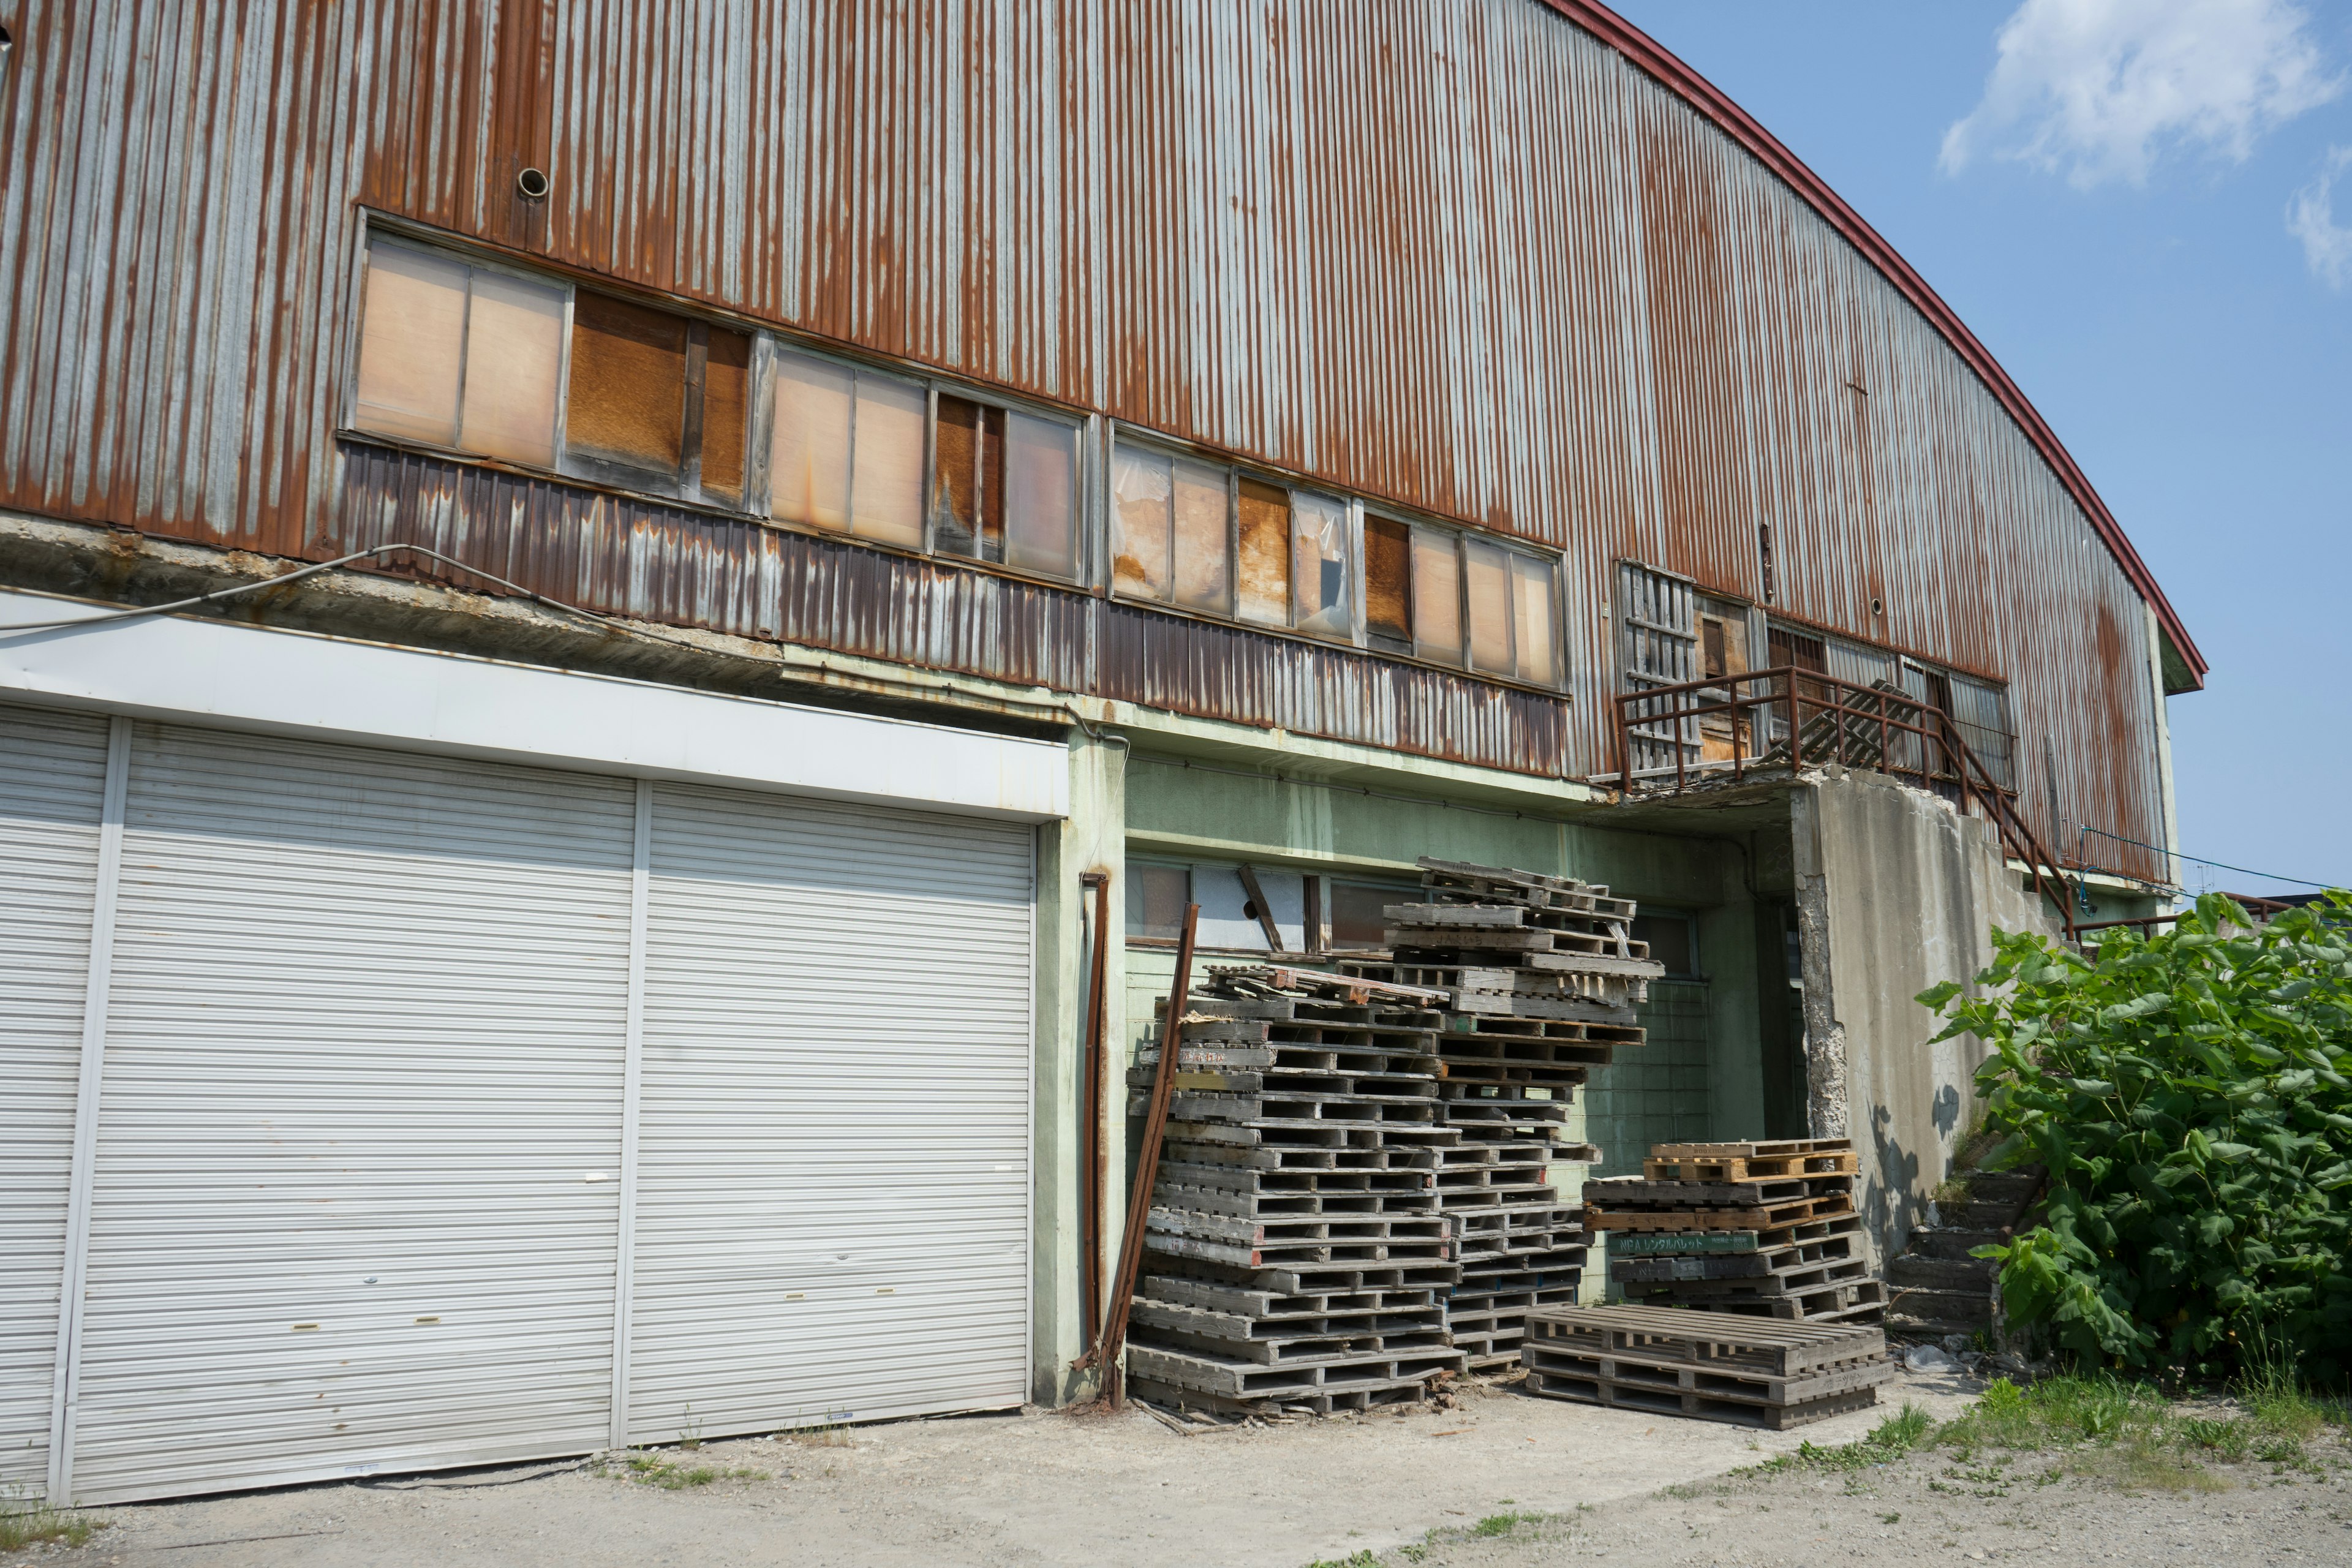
1587;1139;1885;1325
1519;1302;1893;1428
1122;967;1470;1415
1343;858;1664;1370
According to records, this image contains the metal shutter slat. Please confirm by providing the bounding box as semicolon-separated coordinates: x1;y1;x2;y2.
0;704;113;1491
624;782;1032;1443
65;725;637;1506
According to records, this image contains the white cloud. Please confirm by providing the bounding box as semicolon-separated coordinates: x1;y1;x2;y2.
1942;0;2343;187
2288;146;2352;286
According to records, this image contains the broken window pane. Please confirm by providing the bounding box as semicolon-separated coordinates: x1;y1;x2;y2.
1290;491;1352;639
769;349;853;529
1512;551;1558;685
699;326;752;503
1464;537;1513;675
455;268;564;467
930;394;1006;560
1112;445;1173;598
567;291;688;477
1235;478;1291;627
353;243;467;446
1411;527;1461;663
1363;516;1412;645
1004;410;1076;579
1171;459;1231;614
851;372;925;548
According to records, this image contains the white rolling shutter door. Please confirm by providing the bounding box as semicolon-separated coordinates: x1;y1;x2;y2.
0;705;113;1491
625;782;1033;1442
66;725;636;1505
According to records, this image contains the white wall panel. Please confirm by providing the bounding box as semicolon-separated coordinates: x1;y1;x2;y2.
625;783;1034;1442
0;704;111;1491
65;725;636;1504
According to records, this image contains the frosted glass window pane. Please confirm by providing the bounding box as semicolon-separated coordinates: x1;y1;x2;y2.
1291;491;1351;639
1172;460;1231;614
1005;411;1077;579
1112;446;1173;598
353;244;466;445
851;373;925;547
769;350;852;529
1464;537;1513;675
1512;552;1558;685
699;327;752;503
457;269;564;467
1411;528;1461;663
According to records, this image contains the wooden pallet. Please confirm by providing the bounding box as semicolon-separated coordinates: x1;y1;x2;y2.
1608;1231;1862;1283
1647;1138;1853;1160
1586;1193;1853;1232
1585;1174;1851;1208
1602;1213;1861;1256
1129;1375;1434;1418
1630;1280;1888;1324
1520;1366;1885;1430
1127;1341;1467;1398
1522;1302;1887;1377
1613;1257;1871;1301
1643;1150;1860;1182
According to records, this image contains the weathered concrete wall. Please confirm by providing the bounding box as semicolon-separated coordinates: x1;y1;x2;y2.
1791;768;2061;1264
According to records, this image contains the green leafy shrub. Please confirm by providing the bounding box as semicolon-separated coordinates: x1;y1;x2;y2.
1920;892;2352;1380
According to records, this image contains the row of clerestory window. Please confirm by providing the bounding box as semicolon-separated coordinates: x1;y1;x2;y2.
347;230;1563;688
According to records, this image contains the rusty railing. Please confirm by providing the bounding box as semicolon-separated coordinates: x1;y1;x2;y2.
1614;666;2078;940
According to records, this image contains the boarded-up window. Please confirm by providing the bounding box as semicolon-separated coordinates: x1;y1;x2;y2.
769;350;853;530
698;326;751;503
1172;459;1231;614
1004;411;1077;578
1236;479;1292;627
1291;492;1351;638
933;394;1008;560
567;292;688;475
353;241;564;467
1702;617;1728;680
1364;516;1412;646
1412;527;1461;663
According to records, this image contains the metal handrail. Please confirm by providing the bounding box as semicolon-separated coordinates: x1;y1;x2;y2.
1612;666;2077;940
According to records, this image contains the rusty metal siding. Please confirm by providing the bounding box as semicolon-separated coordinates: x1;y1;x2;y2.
0;0;2174;868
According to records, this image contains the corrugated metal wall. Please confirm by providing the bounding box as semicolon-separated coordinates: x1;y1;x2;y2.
0;0;2173;873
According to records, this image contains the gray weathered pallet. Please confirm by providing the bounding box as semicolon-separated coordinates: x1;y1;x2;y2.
1583;1174;1853;1208
1142;1274;1444;1319
1523;1303;1886;1378
1129;1375;1433;1419
1636;1280;1887;1324
1612;1257;1871;1300
1144;1250;1464;1297
1609;1233;1863;1283
1519;1362;1885;1429
1127;1342;1468;1398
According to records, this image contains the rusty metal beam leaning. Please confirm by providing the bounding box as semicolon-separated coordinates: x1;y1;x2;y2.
1092;902;1198;1408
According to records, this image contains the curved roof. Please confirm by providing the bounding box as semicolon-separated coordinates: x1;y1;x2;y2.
1552;0;2206;688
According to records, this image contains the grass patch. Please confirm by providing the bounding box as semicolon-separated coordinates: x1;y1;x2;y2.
0;1493;104;1552
1469;1510;1550;1537
1305;1554;1379;1568
1749;1403;1935;1475
615;1452;764;1490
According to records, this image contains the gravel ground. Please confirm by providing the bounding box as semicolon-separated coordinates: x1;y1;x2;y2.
1386;1429;2352;1567
10;1367;2344;1568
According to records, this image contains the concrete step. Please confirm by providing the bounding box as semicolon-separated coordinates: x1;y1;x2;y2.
1887;1313;1988;1343
1885;1284;1992;1329
1911;1227;2008;1262
1961;1169;2042;1206
1948;1199;2029;1231
1889;1255;1994;1292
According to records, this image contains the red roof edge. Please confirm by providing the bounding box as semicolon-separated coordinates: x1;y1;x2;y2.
1545;0;2207;688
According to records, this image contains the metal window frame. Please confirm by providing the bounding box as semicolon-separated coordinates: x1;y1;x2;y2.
1385;511;1570;692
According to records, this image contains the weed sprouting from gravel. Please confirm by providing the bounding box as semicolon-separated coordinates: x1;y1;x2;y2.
0;1491;104;1552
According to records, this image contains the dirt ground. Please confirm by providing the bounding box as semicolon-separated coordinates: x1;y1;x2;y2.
14;1366;2348;1568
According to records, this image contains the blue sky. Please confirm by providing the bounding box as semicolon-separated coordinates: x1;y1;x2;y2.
1610;0;2352;900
